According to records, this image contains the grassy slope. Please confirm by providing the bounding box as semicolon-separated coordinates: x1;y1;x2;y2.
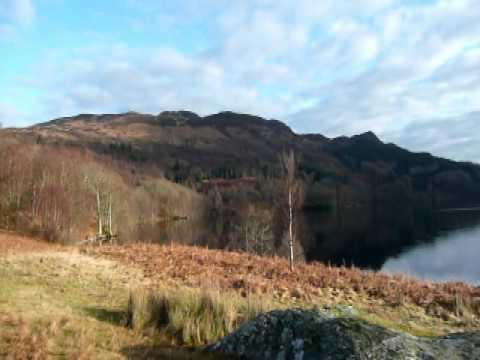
0;234;220;359
0;251;145;359
1;234;480;358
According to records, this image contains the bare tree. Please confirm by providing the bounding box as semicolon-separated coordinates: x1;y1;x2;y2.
234;204;272;255
84;170;116;242
96;183;114;237
280;149;304;271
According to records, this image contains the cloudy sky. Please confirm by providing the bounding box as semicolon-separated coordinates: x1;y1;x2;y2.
1;0;479;161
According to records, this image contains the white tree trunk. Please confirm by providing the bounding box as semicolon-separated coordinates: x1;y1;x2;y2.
289;188;294;271
108;196;112;236
97;189;102;235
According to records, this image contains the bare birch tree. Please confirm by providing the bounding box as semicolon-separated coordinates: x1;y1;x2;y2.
85;171;115;241
280;149;304;271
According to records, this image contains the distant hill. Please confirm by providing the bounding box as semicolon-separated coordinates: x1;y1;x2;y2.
4;111;480;266
10;110;478;207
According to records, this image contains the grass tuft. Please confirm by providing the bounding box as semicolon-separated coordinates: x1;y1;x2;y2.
127;286;274;346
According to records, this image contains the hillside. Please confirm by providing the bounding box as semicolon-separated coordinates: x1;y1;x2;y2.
3;111;480;266
1;233;479;358
0;133;206;247
14;110;480;209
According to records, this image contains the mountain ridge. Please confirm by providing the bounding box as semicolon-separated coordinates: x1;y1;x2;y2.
9;109;479;209
3;110;480;266
26;110;478;167
5;109;479;190
30;110;387;146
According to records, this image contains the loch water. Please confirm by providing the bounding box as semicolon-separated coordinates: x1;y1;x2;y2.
303;206;480;285
381;208;480;285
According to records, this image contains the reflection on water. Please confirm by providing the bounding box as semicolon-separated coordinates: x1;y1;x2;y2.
382;219;480;285
302;205;480;285
156;203;480;284
300;205;438;270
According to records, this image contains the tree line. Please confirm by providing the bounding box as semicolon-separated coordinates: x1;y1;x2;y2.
0;142;204;244
0;139;307;267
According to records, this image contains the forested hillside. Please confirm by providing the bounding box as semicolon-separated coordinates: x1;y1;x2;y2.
0;136;205;244
2;111;480;266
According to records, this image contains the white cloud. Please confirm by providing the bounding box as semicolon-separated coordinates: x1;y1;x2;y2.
12;0;35;27
29;45;290;121
8;0;480;162
0;0;35;42
0;0;35;27
287;0;480;141
386;111;480;163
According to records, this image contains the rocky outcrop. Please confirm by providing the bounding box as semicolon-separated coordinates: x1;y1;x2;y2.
207;309;480;359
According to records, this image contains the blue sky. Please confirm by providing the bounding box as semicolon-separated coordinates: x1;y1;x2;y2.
1;0;480;162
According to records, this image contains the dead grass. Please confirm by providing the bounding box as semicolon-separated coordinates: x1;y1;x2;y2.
0;231;60;256
0;234;274;353
87;243;480;336
0;314;50;360
127;286;276;346
1;233;480;358
0;251;148;358
0;248;221;359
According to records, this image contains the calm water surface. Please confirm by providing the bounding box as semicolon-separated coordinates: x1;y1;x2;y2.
382;210;480;285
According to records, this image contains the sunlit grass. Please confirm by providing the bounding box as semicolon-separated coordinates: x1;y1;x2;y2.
127;286;277;346
1;244;479;358
0;252;145;358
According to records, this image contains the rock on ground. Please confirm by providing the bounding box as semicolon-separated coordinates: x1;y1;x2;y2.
207;309;480;359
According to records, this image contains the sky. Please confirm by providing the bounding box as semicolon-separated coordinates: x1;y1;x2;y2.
1;0;479;162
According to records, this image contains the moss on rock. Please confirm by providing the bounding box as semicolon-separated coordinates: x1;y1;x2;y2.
207;308;480;359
